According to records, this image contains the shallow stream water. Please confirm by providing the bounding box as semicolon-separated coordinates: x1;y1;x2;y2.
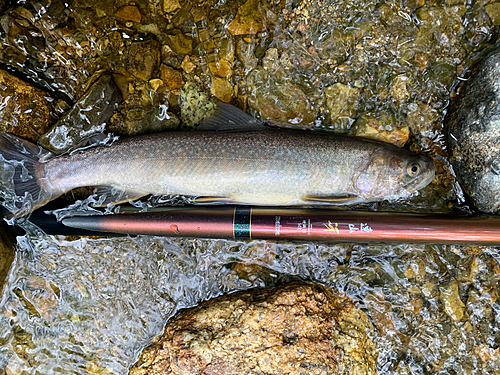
0;0;500;373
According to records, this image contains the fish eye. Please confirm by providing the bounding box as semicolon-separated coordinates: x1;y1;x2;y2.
406;162;421;177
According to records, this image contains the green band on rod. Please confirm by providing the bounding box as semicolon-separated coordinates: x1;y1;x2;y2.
234;207;251;238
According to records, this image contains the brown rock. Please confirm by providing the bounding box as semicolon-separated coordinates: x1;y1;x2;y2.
208;59;232;78
0;222;15;295
389;75;410;103
440;279;465;321
181;55;196;73
127;39;161;82
163;0;181;13
232;242;277;279
228;0;264;36
130;282;378;375
164;30;193;55
210;77;233;103
365;291;397;335
115;5;142;23
247;68;316;127
0;70;56;142
149;78;164;92
160;65;185;92
485;3;500;26
324;83;360;133
350;112;410;147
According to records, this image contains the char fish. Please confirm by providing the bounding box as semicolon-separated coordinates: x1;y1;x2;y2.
0;103;435;217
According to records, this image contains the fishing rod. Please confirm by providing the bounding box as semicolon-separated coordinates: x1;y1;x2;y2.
19;206;500;245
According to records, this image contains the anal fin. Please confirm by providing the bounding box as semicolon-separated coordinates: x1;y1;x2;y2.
93;186;148;206
302;194;359;204
191;195;233;204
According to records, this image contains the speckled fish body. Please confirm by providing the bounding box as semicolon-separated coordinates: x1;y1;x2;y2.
39;129;434;205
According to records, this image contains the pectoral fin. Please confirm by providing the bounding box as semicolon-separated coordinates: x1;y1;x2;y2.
302;194;360;204
191;195;234;204
93;186;148;206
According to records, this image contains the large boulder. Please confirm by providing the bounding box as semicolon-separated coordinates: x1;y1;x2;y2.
130;282;377;375
447;48;500;213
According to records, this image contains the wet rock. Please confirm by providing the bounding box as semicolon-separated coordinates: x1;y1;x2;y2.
364;290;399;340
161;45;182;70
17;276;60;321
404;258;426;282
446;48;500;214
439;279;465;321
247;68;316;127
324;83;360;133
210;77;233;103
485;3;500;26
115;5;143;23
349;112;410;147
0;221;15;295
232;242;277;280
109;79;179;136
406;102;440;139
127;40;161;82
160;65;185;92
181;55;196;73
130;282;377;375
149;78;164;92
262;48;279;71
209;60;233;78
0;70;56;142
179;81;216;127
164;30;193;56
163;0;181;13
228;0;264;36
39;73;123;153
404;298;423;315
236;39;258;70
389;75;410;103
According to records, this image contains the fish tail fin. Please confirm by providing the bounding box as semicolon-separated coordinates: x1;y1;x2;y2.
0;132;54;218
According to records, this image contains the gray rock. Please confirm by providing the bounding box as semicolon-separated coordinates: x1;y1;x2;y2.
447;48;500;213
39;73;123;154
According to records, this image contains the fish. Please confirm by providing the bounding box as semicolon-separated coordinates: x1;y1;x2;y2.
0;103;435;217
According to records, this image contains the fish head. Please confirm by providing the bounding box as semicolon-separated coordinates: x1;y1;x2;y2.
355;149;436;201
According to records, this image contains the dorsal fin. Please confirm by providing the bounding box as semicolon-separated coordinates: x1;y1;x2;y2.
197;103;268;131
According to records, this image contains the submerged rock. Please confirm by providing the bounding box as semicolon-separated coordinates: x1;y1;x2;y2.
446;48;500;213
130;282;377;375
39;73;123;154
179;81;216;127
115;5;143;23
350;111;410;147
440;278;465;321
227;0;264;36
247;68;316;127
0;69;56;142
127;40;161;82
109;77;180;136
324;83;360;133
0;221;15;295
160;65;185;92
